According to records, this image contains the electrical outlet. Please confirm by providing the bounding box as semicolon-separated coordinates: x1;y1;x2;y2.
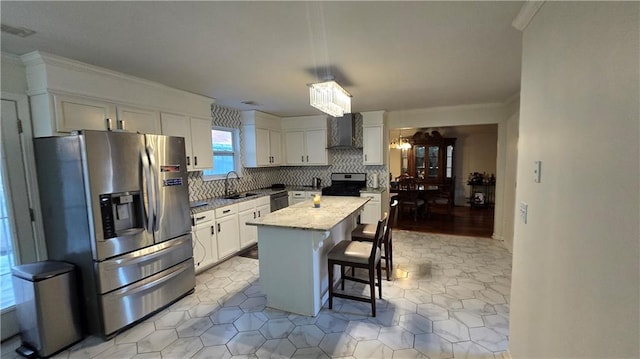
520;202;528;224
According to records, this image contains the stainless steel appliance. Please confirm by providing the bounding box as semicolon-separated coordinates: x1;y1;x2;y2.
311;177;322;188
270;191;289;211
321;173;367;196
34;130;195;338
12;261;82;357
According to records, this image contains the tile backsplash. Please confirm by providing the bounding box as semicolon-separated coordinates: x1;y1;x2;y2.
188;104;387;202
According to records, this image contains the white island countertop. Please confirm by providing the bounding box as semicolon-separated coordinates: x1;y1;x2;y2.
246;196;370;231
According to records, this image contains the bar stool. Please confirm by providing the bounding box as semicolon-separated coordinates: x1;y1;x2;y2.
327;213;388;317
351;198;398;280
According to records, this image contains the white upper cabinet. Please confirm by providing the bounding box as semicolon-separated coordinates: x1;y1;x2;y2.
189;117;214;170
362;111;387;166
116;105;161;134
241;110;282;167
161;113;213;172
51;93;162;134
53;94;116;133
22;51;213;138
282;115;328;166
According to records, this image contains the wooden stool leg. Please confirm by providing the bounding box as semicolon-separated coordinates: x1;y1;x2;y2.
340;265;345;290
383;240;391;281
377;262;382;298
369;266;376;317
328;261;334;309
388;235;394;280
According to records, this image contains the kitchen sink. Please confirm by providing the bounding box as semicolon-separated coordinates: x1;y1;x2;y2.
223;192;258;200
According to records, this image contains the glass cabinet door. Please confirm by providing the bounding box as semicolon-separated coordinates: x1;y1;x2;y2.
427;146;439;178
414;146;425;178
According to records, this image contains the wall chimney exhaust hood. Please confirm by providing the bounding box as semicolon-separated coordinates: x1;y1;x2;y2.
327;113;363;149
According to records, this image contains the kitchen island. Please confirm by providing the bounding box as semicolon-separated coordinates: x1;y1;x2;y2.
246;196;370;316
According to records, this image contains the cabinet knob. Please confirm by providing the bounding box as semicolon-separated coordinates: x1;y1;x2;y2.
194;156;198;166
106;118;113;131
187;156;191;166
217;223;221;232
211;225;214;235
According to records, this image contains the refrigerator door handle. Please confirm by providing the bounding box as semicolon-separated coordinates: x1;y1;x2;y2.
147;145;161;232
140;148;154;233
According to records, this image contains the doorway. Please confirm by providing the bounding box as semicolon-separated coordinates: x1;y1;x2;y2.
1;96;40;340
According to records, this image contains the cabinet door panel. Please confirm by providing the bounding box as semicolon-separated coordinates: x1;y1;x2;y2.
305;129;327;164
269;130;282;165
190;117;214;170
117;106;161;134
217;215;240;258
161;113;193;169
54;94;115;132
239;209;257;248
285;131;305;165
363;126;383;165
255;128;271;166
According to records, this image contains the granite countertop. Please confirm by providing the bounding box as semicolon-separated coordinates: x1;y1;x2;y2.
189;185;383;215
246;196;370;231
360;187;387;194
189;189;277;214
189;186;321;214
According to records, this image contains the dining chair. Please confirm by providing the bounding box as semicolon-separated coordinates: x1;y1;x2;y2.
427;177;455;219
351;198;398;280
397;177;425;221
327;212;388;317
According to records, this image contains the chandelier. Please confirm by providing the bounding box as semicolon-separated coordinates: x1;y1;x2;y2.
390;129;412;150
309;80;351;117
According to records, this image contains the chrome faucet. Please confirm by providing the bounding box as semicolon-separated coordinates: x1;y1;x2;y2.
224;170;240;196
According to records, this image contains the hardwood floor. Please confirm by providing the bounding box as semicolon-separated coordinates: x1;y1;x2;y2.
396;205;495;237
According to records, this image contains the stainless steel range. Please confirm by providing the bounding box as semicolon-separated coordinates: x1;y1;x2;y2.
321;173;367;196
34;130;195;338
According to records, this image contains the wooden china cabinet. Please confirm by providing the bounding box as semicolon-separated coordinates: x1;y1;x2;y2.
407;131;456;185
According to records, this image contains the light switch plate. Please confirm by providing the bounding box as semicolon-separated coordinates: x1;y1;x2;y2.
533;161;542;183
520;202;528;224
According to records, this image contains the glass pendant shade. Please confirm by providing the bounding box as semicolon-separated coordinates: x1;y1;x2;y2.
309;80;351;117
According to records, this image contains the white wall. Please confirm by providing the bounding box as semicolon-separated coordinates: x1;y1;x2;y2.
509;2;639;358
1;53;28;94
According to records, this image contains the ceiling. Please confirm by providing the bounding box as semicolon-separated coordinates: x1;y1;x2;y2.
1;1;524;118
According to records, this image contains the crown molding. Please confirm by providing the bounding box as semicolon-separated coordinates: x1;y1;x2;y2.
512;1;545;31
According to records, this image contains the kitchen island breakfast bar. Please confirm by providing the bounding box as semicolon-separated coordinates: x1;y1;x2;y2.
247;196;370;316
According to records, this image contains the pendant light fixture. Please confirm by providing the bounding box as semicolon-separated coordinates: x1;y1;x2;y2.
309;80;351;117
390;129;412;150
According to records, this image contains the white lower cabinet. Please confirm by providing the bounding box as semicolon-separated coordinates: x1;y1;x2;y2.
360;192;382;224
239;197;271;249
290;190;321;205
289;191;306;205
215;204;240;259
191;210;217;273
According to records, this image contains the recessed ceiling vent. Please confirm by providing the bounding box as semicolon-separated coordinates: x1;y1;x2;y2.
241;101;261;106
1;24;36;37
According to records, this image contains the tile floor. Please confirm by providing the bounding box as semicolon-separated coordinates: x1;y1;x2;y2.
1;230;512;359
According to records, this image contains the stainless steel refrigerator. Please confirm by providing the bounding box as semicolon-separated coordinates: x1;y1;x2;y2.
34;130;195;338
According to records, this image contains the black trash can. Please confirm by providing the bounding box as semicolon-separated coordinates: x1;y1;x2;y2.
11;261;82;358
